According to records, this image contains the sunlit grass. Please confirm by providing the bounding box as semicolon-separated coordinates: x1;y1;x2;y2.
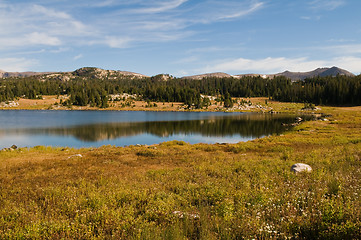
0;106;360;239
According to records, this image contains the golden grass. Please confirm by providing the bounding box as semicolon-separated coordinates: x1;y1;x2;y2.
0;105;360;239
1;95;307;113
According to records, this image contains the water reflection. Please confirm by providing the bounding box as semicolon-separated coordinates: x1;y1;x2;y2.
0;113;307;144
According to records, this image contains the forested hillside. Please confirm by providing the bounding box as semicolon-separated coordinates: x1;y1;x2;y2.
1;68;360;108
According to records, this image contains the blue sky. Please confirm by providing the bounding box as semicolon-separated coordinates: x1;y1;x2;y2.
0;0;360;76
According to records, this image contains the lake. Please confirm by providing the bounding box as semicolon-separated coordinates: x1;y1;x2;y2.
0;110;306;148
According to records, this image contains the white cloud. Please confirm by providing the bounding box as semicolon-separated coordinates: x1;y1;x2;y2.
134;0;188;14
0;0;266;51
331;56;361;74
89;0;118;7
0;32;61;49
104;0;265;43
31;4;71;19
50;48;70;53
26;32;62;46
318;44;361;55
103;36;133;48
309;0;345;11
199;56;361;74
301;16;321;21
73;54;83;60
0;3;91;49
135;20;186;31
216;2;264;20
187;0;265;24
0;58;38;72
173;56;199;64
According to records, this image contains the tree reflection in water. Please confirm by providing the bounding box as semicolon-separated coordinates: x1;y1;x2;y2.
2;113;312;142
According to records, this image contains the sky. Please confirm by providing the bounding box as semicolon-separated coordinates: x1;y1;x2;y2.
0;0;361;76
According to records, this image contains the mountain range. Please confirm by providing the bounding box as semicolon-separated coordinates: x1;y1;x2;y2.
183;67;355;81
270;67;355;80
0;66;355;81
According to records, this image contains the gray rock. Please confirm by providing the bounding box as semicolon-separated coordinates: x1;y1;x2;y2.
291;163;312;173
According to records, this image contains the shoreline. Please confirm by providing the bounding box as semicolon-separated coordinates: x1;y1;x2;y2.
0;96;321;114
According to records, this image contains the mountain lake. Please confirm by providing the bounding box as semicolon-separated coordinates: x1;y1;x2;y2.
0;110;310;149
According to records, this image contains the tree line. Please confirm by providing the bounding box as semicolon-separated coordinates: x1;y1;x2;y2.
1;73;360;107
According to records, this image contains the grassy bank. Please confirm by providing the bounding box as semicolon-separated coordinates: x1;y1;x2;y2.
0;96;307;113
0;106;360;239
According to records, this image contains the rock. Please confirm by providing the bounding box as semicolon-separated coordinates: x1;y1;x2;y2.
67;154;83;159
291;163;312;173
295;117;303;122
1;145;18;151
172;211;199;219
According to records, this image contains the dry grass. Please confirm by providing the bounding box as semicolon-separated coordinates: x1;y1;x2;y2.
1;95;307;113
0;106;360;239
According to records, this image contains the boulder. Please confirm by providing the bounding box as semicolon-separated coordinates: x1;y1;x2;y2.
291;163;312;173
67;154;83;159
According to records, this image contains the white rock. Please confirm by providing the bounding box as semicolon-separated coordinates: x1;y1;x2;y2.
172;211;199;219
67;154;83;159
291;163;312;173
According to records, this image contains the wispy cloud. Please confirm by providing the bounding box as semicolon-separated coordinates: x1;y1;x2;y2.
91;0;117;7
301;15;321;20
0;0;267;71
134;0;188;14
0;0;265;51
26;32;62;46
200;57;321;73
216;2;264;20
0;3;90;49
173;56;199;64
309;0;345;11
102;36;133;49
73;54;83;61
0;58;38;72
31;4;72;19
199;56;361;74
316;43;361;55
50;48;70;53
186;0;265;24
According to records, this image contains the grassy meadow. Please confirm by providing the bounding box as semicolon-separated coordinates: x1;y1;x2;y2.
0;105;360;239
0;96;305;113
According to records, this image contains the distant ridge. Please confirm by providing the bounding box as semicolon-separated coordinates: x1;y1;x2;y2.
182;72;232;80
271;67;355;81
183;67;354;81
0;67;148;79
0;70;53;78
0;66;355;80
73;67;148;78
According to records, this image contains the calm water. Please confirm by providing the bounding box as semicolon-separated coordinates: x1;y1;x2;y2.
0;110;305;148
